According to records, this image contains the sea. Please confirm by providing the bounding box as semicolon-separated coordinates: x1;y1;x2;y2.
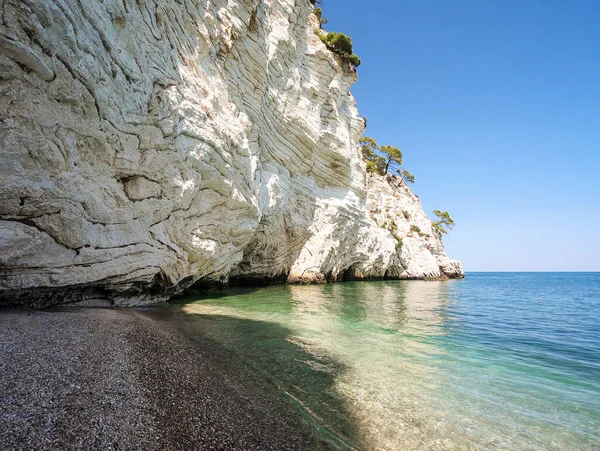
169;272;600;449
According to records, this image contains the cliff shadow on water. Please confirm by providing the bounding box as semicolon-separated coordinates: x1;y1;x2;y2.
155;280;461;449
142;299;361;450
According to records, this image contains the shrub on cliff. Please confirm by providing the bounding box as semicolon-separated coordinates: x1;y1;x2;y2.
368;156;387;175
319;32;361;68
395;236;403;250
323;32;353;55
366;158;386;174
313;7;328;27
345;53;361;67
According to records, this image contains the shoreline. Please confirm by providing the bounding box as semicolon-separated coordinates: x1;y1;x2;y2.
0;307;340;450
0;275;465;309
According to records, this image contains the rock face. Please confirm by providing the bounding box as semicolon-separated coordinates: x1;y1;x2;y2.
0;0;463;307
365;174;464;280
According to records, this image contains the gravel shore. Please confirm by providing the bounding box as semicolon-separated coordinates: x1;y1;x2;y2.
0;307;334;450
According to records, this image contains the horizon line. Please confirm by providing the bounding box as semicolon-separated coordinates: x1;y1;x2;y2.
464;270;600;273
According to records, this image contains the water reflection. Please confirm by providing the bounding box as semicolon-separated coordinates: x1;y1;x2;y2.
285;282;469;450
179;295;357;448
155;275;600;450
179;281;471;449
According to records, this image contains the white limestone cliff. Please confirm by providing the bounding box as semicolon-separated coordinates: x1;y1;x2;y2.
365;174;464;280
0;0;463;307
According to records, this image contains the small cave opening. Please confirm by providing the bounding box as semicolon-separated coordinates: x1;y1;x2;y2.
342;265;358;282
229;272;289;287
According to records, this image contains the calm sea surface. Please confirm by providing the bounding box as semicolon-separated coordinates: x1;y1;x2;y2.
169;273;600;449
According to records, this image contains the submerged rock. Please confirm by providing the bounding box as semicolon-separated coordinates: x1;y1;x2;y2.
0;0;462;307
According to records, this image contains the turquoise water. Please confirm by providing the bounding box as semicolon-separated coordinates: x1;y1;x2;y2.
174;273;600;449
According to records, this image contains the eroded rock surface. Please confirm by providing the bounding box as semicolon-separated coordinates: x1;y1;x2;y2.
0;0;462;307
365;174;464;280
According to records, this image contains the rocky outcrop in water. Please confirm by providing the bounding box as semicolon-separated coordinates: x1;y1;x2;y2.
0;0;462;307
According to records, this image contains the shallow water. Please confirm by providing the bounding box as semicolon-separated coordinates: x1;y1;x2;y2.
172;273;600;449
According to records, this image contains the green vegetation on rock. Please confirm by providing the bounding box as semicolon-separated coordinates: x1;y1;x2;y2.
401;170;415;184
380;145;402;175
395;236;403;250
432;210;455;234
360;137;386;174
313;7;328;27
360;136;378;160
318;32;361;68
360;136;416;184
312;3;360;68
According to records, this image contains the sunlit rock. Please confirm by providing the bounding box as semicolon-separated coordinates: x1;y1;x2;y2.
0;0;462;306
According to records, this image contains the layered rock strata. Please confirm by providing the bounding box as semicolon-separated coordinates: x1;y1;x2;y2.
0;0;462;307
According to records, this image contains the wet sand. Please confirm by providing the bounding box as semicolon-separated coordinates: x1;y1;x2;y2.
0;307;334;450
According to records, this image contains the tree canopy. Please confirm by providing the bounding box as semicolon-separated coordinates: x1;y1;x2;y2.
380;145;402;175
401;170;415;184
359;136;378;159
360;137;415;183
432;210;455;234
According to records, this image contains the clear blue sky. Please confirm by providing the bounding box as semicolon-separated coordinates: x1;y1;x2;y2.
324;0;600;271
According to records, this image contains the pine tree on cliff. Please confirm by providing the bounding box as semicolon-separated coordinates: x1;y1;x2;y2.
432;210;455;234
380;145;402;175
361;137;415;184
